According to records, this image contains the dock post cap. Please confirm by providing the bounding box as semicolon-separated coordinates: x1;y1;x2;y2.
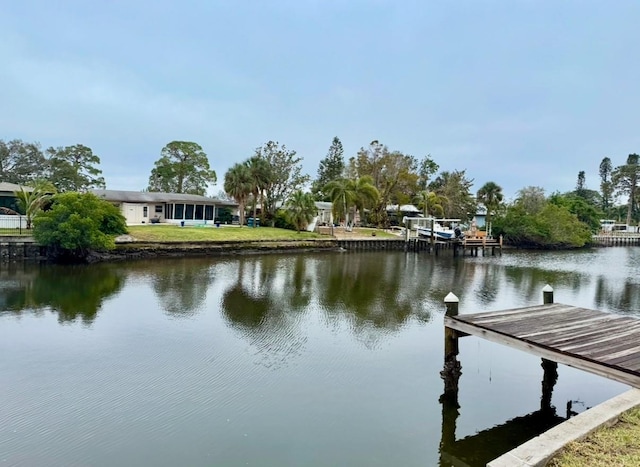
444;292;459;303
542;284;554;292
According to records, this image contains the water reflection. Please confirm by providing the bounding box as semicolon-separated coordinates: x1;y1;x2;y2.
1;248;638;467
149;258;214;318
0;263;123;324
221;257;308;369
594;276;640;313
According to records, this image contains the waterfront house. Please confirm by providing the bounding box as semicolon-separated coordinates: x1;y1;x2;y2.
0;182;32;213
91;189;239;226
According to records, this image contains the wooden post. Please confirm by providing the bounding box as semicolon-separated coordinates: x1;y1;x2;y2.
540;284;558;412
442;292;461;393
440;292;462;461
430;218;435;253
445;292;459;317
541;358;558;413
404;219;410;251
543;284;554;304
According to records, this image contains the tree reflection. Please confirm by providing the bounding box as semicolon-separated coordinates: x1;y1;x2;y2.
319;253;439;347
220;257;308;369
150;258;214;318
0;263;124;324
594;276;640;313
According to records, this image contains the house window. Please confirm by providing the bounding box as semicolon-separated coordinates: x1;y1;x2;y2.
155;205;163;213
174;204;184;219
165;204;173;219
205;205;214;221
185;204;194;220
143;207;148;217
195;204;204;220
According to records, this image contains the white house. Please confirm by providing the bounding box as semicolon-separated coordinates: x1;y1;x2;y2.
91;189;239;226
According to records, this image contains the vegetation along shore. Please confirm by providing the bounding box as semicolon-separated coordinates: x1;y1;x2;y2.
1;137;639;261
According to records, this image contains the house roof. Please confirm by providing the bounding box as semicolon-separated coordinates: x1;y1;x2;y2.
91;189;238;206
0;182;34;193
314;201;332;210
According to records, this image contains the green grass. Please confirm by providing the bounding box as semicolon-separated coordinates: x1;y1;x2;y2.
126;225;325;242
548;406;640;466
125;225;400;242
0;228;31;236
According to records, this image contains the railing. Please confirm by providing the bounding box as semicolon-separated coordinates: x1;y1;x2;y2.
0;215;28;235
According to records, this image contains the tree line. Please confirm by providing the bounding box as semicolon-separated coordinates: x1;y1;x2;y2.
3;136;640;247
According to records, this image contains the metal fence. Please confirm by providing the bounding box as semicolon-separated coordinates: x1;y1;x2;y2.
0;215;27;235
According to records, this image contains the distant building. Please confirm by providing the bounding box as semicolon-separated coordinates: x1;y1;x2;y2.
91;189;239;226
0;182;32;213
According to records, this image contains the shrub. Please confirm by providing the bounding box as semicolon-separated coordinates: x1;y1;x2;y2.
33;192;127;260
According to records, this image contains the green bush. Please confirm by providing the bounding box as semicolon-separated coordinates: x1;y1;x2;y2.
273;209;297;231
33;192;127;260
493;203;592;249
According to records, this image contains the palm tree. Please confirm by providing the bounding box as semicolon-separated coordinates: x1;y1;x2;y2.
245;156;272;227
351;176;379;226
223;163;252;226
476;181;504;225
14;179;57;229
324;178;355;227
285;191;317;232
414;190;445;218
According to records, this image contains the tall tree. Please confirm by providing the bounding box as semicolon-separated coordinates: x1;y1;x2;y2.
477;181;504;225
46;144;105;192
351;176;379;226
414;190;445;218
285;191;317;232
324;178;355;226
0;139;47;184
245;155;272;227
599;157;613;214
430;170;476;221
148;141;216;195
312;137;345;200
575;171;587;198
515;186;546;214
348;142;419;227
417;155;439;191
612;154;640;225
254;141;309;227
223;163;252;226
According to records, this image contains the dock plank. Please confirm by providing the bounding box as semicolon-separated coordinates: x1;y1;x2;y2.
445;303;640;388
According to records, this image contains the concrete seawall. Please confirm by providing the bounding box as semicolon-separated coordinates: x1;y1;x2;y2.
0;237;412;261
0;237;47;260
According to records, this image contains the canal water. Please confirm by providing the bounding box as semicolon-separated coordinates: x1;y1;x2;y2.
1;247;638;466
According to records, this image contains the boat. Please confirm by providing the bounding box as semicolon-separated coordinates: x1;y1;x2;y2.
403;217;463;241
417;224;456;240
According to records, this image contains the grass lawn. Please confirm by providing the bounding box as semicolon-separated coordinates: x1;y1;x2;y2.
126;225;325;242
0;228;31;236
548;406;640;466
125;225;400;242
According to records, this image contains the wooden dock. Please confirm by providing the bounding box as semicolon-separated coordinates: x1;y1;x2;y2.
438;289;640;465
459;235;502;256
445;302;640;388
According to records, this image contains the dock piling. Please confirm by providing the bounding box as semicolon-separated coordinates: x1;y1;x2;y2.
543;284;554;304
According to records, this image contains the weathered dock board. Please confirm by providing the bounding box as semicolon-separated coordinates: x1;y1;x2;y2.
445;303;640;388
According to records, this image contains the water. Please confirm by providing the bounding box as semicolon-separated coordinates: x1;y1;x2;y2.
1;247;639;466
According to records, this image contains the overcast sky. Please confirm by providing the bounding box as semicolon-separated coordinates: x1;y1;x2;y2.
2;1;639;200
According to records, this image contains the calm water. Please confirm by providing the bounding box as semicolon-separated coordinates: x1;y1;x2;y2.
1;247;639;466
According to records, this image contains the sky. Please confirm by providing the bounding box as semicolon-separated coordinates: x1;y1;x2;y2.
1;0;639;200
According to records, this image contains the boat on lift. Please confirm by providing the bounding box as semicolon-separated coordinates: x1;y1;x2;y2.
403;217;464;241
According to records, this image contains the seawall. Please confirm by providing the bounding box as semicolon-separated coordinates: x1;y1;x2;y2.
0;237;411;261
